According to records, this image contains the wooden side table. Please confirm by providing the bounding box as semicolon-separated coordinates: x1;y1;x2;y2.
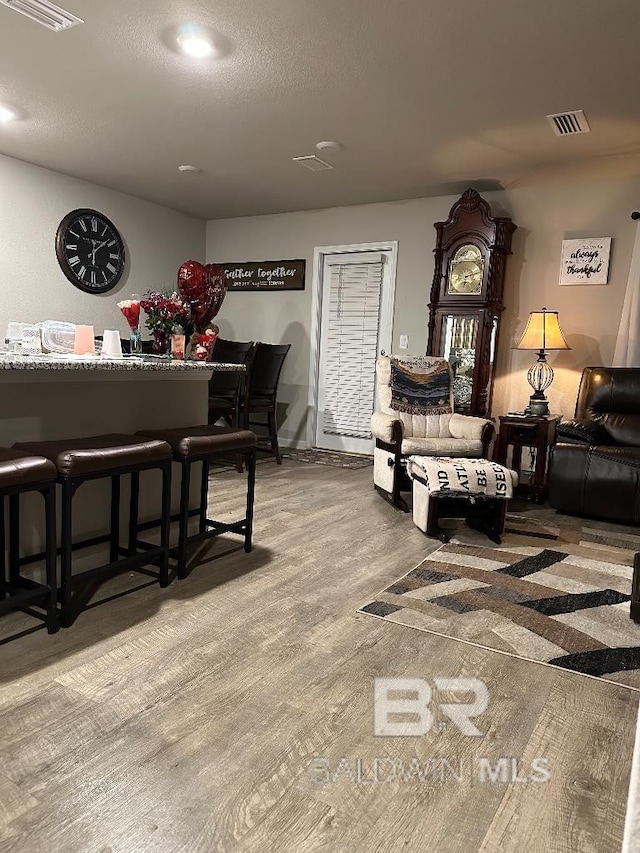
493;414;561;503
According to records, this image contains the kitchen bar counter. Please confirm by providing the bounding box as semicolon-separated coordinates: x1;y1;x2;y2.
0;354;243;558
0;350;241;444
0;354;243;386
0;354;239;372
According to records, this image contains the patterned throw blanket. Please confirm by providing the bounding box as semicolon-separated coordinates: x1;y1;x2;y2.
389;356;453;416
408;456;517;499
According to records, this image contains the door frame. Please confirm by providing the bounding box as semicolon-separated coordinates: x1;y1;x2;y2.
307;240;398;450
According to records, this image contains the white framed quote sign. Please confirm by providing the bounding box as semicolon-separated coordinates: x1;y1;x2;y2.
559;237;612;285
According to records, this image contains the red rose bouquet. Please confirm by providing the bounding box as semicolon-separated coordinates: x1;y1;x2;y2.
117;294;143;354
117;297;141;331
140;290;192;354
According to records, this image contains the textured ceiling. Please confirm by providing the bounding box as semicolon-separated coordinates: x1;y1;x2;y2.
1;0;639;220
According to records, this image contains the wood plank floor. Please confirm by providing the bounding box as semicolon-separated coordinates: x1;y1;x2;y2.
0;460;637;852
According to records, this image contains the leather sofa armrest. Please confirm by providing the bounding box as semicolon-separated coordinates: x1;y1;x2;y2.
555;419;607;446
371;412;402;444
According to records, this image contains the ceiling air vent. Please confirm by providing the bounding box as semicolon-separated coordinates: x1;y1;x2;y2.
0;0;83;31
292;155;334;172
547;110;590;136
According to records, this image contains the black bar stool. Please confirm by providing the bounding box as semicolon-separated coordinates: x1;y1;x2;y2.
135;425;257;579
0;449;58;634
14;434;173;627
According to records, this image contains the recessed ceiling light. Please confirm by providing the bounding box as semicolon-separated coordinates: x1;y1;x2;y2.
177;32;214;58
316;140;343;153
0;105;17;122
178;164;203;174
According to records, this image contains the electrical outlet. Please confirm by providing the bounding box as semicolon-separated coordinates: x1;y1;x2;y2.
399;335;409;349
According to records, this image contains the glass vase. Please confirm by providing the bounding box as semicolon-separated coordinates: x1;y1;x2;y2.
152;330;170;355
130;329;142;355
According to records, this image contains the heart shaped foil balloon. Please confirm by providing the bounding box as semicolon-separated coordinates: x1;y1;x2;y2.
177;260;206;304
204;263;227;323
178;261;228;332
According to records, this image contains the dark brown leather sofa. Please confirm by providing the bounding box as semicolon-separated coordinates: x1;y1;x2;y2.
548;366;640;523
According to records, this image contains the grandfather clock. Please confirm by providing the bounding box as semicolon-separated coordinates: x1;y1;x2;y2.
427;189;516;418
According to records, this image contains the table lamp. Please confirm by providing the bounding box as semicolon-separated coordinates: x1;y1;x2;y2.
515;308;570;416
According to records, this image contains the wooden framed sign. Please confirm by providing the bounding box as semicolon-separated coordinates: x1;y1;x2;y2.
559;237;611;285
221;259;306;291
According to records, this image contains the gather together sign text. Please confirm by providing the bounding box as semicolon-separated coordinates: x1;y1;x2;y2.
220;260;306;291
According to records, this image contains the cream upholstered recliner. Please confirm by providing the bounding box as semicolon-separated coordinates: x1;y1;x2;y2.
371;355;495;511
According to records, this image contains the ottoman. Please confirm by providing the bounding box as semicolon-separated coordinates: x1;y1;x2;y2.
408;456;518;544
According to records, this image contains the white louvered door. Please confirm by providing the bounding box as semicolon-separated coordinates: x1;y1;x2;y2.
314;250;394;454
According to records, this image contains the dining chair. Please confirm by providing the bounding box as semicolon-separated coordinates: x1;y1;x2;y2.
207;338;256;428
242;342;291;464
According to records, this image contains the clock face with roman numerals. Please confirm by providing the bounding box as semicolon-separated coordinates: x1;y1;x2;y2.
55;208;125;294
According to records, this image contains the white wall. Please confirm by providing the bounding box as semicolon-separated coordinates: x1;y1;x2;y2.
485;179;639;419
206;198;444;445
0;154;205;340
206;176;640;444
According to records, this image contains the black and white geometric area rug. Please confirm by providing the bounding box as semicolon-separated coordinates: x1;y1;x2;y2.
360;516;640;690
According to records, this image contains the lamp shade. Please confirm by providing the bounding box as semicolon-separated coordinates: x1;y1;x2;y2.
515;309;570;352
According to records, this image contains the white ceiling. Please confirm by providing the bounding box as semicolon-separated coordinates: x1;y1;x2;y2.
1;0;639;220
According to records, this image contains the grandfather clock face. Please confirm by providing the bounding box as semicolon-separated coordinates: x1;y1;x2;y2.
447;244;484;295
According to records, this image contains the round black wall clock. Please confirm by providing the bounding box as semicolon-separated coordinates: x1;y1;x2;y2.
55;208;126;294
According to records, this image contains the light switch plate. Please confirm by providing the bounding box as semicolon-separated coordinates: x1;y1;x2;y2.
399;335;409;349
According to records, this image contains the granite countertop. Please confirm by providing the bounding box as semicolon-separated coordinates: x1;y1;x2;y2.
0;354;243;372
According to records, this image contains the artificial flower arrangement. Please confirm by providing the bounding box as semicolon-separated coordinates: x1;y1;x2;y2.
131;263;227;357
117;295;143;354
117;298;141;332
140;290;193;353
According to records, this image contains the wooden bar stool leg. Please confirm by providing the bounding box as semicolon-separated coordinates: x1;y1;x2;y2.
43;485;59;634
199;460;210;534
110;475;121;563
60;480;74;627
0;496;6;600
8;493;19;586
128;471;140;555
159;462;171;588
177;460;191;579
244;450;256;553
